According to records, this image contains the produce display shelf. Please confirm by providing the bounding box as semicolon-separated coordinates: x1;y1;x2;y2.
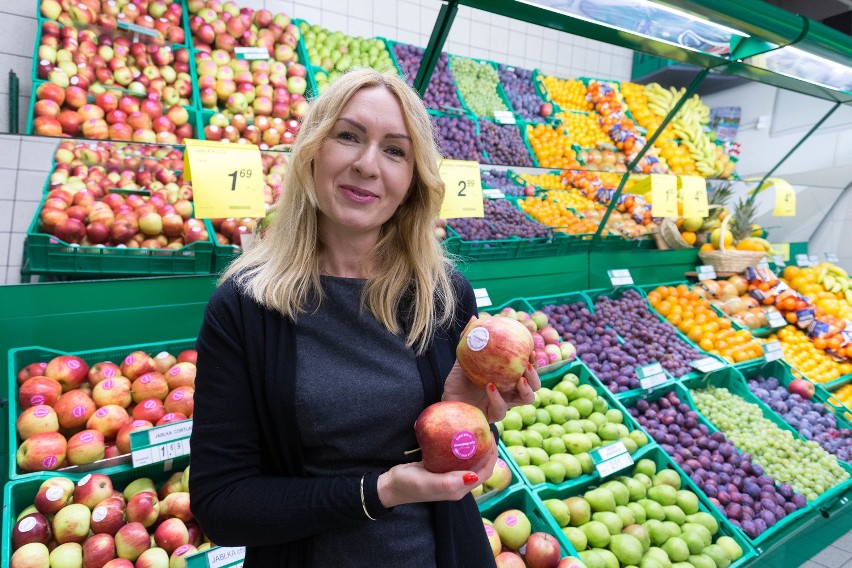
478;117;539;168
24;194;214;276
707;301;782;339
7;338;197;480
2;456;190;563
447;55;516;121
616;376;815;550
477;484;578;559
534;444;756;568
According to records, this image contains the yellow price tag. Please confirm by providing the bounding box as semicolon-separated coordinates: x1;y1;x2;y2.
773;242;791;261
183;139;266;219
438;159;484;219
650;175;678;218
767;178;796;216
680;176;709;219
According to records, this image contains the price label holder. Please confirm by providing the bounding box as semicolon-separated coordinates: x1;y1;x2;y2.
766;178;796;217
438;159;484;219
130;420;193;468
766;310;787;329
649;175;678;218
183;139;266;219
637;362;669;390
591;441;634;478
795;254;811;267
493;110;516;125
185;546;246;568
474;288;492;308
234;46;270;60
690;357;725;373
772;255;786;268
696;265;716;281
608;269;634;287
680;176;709;219
825;252;840;263
757;258;770;271
483;189;506;199
809;254;820;266
763;340;783;362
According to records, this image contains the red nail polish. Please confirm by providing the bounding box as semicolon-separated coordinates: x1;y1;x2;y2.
488;383;497;393
527;363;534;371
522;377;529;388
463;473;479;485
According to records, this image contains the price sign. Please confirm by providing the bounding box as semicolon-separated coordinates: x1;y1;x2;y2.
650;175;678;218
483;189;505;199
493;110;516;125
608;269;633;287
795;254;810;267
234;46;270;60
185;546;246;568
766;310;787;328
637;362;668;389
591;441;634;477
825;252;840;263
691;357;725;373
772;255;786;268
474;288;492;308
697;265;716;281
769;179;796;216
680;176;709;219
184;139;265;219
763;340;783;362
130;420;193;468
438;160;484;219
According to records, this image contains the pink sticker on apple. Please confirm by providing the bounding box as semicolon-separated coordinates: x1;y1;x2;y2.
80;432;94;443
172;390;184;401
162;413;175;421
33;407;50;418
38;363;47;371
144;400;157;409
18;517;37;532
484;524;495;536
466;327;490;352
103;367;116;378
78;474;92;487
505;515;517;527
496;459;507;469
30;395;45;406
169;366;180;376
103;379;114;390
73;405;87;418
96;407;109;417
451;431;477;460
124;355;135;365
68;359;81;370
92;506;108;522
174;545;191;556
42;455;58;469
46;486;64;501
133;420;148;427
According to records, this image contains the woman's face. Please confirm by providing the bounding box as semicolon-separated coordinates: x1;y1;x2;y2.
313;85;415;240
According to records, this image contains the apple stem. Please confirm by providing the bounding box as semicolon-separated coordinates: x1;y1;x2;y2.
403;447;421;456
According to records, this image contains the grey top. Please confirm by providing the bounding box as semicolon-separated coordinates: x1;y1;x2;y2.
294;275;436;567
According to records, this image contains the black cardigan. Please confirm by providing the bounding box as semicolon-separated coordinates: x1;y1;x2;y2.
189;272;497;567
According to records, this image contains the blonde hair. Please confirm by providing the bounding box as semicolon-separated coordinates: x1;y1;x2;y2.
222;68;456;354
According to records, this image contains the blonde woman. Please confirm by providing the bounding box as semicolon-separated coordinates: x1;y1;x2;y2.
189;69;540;567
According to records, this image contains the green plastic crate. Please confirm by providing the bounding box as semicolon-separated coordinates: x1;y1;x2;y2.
616;375;815;550
2;456;191;566
447;55;514;120
204;220;243;274
474;443;523;507
7;339;196;481
24;194;214;275
534;444;756;568
494;63;552;121
477;484;579;559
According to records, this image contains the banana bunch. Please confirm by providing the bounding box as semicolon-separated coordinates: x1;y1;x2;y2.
817;263;852;303
644;84;725;178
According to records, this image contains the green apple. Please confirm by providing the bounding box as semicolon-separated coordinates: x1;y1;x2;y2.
493;509;531;550
483;458;513;493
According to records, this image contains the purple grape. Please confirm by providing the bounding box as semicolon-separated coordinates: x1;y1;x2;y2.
447;199;550;241
481;169;524;196
479;121;534;167
497;65;544;121
392;43;461;110
431;114;481;161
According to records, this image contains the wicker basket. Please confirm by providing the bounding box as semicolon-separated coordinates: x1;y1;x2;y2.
698;215;766;273
659;218;693;250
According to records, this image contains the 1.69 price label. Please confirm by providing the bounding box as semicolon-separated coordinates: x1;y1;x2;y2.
184;139;266;219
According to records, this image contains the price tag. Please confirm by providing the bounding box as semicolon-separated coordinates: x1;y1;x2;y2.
234;46;270;60
186;546;246;568
697;265;716;281
650;175;678;218
493;110;516;125
825;252;839;263
766;310;787;328
608;269;633;287
637;362;668;389
763;340;782;362
691;357;725;373
795;254;810;267
680;176;709;219
590;440;634;478
772;255;786;267
768;179;796;216
474;288;492;308
130;420;193;468
809;254;820;266
438;160;484;219
482;189;505;199
757;258;770;271
184;140;266;219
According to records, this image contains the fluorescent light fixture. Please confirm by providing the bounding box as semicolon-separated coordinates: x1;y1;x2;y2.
751;46;852;92
647;2;750;39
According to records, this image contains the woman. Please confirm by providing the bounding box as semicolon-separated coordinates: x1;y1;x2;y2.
189;68;540;567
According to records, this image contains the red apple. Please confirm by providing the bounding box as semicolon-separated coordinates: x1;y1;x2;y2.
34;99;61;118
121;351;156;380
54;216;87;244
156;412;187;426
12;513;52;550
524;532;561;568
88;363;122;389
16;405;60;440
18;376;62;409
67;429;106;465
414;401;493;473
53;388;96;430
33;115;62;136
92;376;133;408
154;518;189;554
34;477;75;515
788;378;815;399
456;316;534;392
114;522;150;561
164;386;194;417
132;372;170;402
17;362;48;385
16;431;67;472
125;491;160;527
10;542;51;568
166;362;195;389
74;473;114;509
87;405;132;441
90;500;126;536
160;491;192;523
495;552;526;568
83;533;117;565
36;81;65;105
132;398;166;423
115;419;153;454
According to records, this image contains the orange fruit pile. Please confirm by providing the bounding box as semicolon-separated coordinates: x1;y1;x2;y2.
518;196;602;236
540;76;592;111
526;123;583;169
768;326;852;383
833;384;852;410
648;284;764;364
656;140;697;175
783;265;852;321
518;173;565;191
548;190;602;211
620;82;676;139
555;112;610;148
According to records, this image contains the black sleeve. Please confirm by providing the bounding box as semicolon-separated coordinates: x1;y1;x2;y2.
449;269;479;345
189;281;391;548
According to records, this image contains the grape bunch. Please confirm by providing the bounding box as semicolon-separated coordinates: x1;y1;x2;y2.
481;169;524;196
497;65;543;121
447;200;550;241
392;43;461;110
593;290;704;378
431;114;481;161
479;121;534;167
451;57;508;118
629;391;808;539
748;376;852;463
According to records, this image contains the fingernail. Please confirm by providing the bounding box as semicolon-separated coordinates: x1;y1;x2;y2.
522;377;529;388
527;363;534;371
488;383;497;393
463;473;479;485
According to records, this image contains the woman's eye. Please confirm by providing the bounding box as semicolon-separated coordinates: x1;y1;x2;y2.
337;131;357;142
386;146;406;158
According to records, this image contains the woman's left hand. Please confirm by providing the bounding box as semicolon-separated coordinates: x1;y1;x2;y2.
442;361;541;422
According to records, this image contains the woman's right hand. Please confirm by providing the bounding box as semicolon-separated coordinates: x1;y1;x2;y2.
377;439;498;508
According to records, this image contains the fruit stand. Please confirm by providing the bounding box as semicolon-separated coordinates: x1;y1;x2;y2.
4;0;852;566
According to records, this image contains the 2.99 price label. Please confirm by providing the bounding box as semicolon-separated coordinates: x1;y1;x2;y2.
438;160;484;219
184;139;266;219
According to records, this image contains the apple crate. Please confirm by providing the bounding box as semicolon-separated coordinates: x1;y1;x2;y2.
1;455;191;567
474;444;523;507
617;373;817;550
205;219;243;274
7;338;197;481
24;193;214;276
477;484;579;560
534;444;756;567
498;359;652;496
447;55;516;122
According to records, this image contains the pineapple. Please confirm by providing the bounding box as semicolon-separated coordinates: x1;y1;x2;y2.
729;198;756;244
699;181;732;232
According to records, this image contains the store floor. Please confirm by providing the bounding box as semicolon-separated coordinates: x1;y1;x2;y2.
798;530;852;567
